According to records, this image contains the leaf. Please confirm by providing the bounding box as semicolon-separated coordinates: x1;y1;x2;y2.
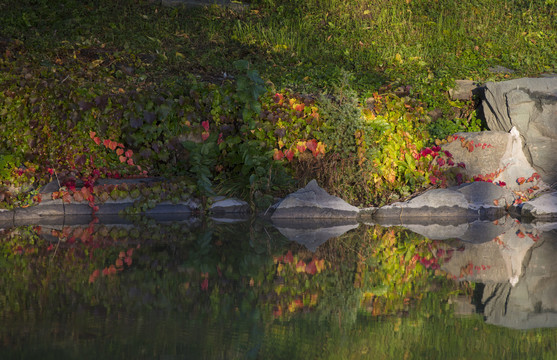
72;191;84;202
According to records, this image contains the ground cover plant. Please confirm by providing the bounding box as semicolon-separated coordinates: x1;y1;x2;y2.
0;0;555;209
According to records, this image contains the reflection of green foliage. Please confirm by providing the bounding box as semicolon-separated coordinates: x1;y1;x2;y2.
354;226;451;315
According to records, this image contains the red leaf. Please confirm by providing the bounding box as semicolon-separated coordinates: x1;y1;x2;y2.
306;139;317;153
89;131;96;139
284;149;294;162
273;149;284;161
517;177;526;185
116;148;124;156
62;192;72;204
72;191;84;202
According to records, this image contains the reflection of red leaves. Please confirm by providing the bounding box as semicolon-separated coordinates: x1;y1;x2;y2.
284;250;293;264
273;305;282;318
201;276;209;291
305;260;317;275
124;256;132;266
89;269;100;284
315;259;325;273
108;265;117;275
115;258;124;269
126;248;134;257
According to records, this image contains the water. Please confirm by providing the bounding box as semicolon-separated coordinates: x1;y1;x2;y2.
1;216;557;359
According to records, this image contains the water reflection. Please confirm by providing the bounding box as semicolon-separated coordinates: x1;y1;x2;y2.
1;215;557;359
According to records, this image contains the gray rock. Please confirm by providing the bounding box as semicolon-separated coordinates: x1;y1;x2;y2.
403;216;514;244
487;65;515;74
210;197;250;214
271;180;359;219
441;129;544;192
272;219;359;252
449;80;478;101
482;77;557;185
520;191;557;219
374;182;511;222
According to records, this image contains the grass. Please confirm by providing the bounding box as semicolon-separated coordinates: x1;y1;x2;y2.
2;0;554;97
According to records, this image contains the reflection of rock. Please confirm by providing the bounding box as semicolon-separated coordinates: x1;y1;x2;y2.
440;220;538;285
480;228;557;329
272;219;358;252
403;217;514;244
271;180;359;219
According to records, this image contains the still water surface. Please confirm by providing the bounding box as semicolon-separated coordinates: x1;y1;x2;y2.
1;216;557;359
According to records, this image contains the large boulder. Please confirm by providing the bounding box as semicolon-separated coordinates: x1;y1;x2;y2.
481;77;557;185
271;180;359;219
441;129;545;192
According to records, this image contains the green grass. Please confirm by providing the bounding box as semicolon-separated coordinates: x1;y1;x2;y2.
2;0;554;99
